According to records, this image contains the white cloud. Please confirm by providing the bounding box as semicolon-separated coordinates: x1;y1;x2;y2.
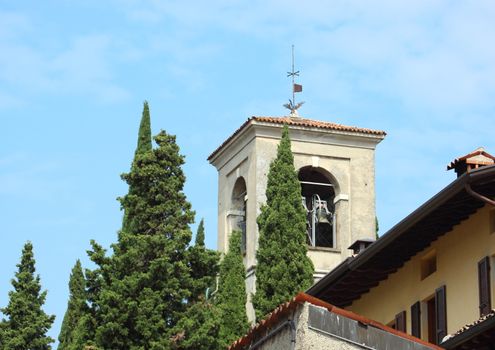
0;11;130;105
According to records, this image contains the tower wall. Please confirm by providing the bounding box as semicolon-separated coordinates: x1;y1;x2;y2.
210;118;384;321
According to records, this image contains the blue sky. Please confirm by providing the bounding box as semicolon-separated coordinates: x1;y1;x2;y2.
1;0;495;343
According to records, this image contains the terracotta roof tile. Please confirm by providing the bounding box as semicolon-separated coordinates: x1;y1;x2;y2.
208;116;386;161
447;147;495;170
228;292;441;350
443;309;495;343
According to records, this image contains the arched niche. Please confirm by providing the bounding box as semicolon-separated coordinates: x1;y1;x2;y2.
230;177;247;253
231;177;247;212
298;166;337;248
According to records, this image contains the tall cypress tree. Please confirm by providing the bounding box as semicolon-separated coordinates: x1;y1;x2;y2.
134;101;152;156
58;260;90;350
81;242;108;348
91;112;195;348
170;297;222;350
1;242;55;350
187;219;220;302
253;125;314;320
171;220;221;349
81;102;153;348
122;101;153;234
216;230;249;347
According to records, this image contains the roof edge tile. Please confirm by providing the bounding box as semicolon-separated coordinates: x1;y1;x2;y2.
208;116;386;162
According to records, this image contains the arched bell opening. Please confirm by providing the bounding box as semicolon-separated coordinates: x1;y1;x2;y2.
298;167;336;248
230;177;247;254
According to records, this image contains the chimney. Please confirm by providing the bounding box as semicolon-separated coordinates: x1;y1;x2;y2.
447;147;495;177
348;238;375;255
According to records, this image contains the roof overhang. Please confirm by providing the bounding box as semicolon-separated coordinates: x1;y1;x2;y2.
307;165;495;306
208;116;386;166
441;311;495;349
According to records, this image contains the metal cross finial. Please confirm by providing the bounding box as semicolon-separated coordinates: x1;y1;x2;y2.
284;45;304;116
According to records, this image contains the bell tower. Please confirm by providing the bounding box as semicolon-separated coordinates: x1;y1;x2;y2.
208;115;385;320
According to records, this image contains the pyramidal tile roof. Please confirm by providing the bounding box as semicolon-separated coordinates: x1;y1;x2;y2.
208;115;386;161
447;147;495;170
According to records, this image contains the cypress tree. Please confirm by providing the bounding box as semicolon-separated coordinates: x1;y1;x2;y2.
170;298;222;350
171;220;220;349
216;230;249;347
253;125;314;320
122;101;153;234
92;125;195;348
0;318;5;349
187;219;220;302
1;242;55;350
195;219;205;247
58;260;90;350
80;242;109;348
134;101;152;156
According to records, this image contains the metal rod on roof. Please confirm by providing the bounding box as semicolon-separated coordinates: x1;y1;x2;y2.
291;44;295;106
285;45;303;115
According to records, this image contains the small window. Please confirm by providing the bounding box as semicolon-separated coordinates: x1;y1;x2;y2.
421;250;437;280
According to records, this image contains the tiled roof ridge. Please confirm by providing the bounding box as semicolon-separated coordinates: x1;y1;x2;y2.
208;116;386;161
443;309;495;342
228;292;441;350
253;115;386;135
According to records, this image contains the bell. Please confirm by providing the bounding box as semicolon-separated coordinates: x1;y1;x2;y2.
316;207;331;225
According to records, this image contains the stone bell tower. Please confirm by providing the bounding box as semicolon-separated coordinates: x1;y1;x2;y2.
208;114;385;320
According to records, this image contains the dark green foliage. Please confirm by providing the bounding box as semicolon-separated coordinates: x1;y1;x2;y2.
188;219;220;302
172;220;220;349
80;241;109;346
216;230;249;347
122;101;153;234
1;242;55;350
253;125;314;320
58;260;91;350
170;298;222;350
135;101;152;157
91;129;195;349
195;219;205;247
0;318;5;348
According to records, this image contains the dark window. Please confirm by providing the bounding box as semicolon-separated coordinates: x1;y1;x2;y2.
435;285;447;345
231;177;247;254
478;256;491;316
298;167;335;248
395;311;406;332
411;301;421;338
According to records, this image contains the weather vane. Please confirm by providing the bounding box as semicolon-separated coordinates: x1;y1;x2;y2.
284;44;304;116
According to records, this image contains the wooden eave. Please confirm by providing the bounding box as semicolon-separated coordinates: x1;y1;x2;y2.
307;165;495;307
